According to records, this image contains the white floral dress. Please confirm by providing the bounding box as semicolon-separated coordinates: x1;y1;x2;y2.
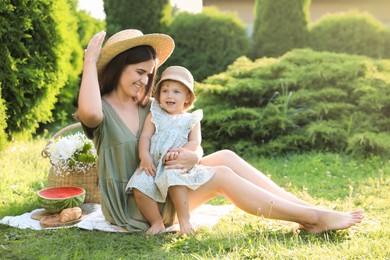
126;100;215;203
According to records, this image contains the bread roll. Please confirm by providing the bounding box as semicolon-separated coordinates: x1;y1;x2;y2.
60;207;82;223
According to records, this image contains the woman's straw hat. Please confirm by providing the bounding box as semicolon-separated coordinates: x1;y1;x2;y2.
97;29;175;74
154;66;195;98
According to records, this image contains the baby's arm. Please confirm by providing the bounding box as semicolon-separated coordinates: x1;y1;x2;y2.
138;113;157;176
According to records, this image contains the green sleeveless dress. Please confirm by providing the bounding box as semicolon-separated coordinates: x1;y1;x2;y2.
83;100;175;232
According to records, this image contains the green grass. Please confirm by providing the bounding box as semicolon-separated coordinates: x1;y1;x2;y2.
1;139;389;259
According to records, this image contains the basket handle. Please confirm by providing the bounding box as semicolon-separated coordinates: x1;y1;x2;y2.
41;122;82;161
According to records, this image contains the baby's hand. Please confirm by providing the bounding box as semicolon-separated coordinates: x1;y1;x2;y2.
163;151;179;163
138;156;156;176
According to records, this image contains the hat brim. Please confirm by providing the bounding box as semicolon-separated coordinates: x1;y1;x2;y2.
97;33;174;74
154;76;195;96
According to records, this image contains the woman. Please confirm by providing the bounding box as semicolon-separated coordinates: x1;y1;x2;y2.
78;29;363;234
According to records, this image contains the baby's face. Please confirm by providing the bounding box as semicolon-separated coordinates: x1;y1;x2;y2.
159;81;191;115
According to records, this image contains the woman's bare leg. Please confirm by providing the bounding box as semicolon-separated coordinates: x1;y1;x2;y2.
169;186;195;235
187;166;363;233
200;150;315;207
133;189;165;235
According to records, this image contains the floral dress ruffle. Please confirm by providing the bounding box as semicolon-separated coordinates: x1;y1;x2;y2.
126;100;215;203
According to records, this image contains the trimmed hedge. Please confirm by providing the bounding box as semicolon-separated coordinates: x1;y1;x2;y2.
195;49;390;157
309;11;390;59
164;7;250;81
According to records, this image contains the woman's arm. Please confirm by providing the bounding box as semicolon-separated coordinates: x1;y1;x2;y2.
164;122;203;171
78;31;106;129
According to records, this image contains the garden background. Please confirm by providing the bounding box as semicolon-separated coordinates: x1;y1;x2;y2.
0;0;389;259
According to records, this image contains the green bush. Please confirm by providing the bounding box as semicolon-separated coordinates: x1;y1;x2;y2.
0;0;77;139
251;0;310;58
195;49;390;157
309;11;390;59
164;7;250;81
103;0;171;36
347;132;390;157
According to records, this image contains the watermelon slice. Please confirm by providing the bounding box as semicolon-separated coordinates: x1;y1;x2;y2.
37;186;86;213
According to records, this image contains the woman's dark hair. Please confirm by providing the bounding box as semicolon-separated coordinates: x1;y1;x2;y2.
99;45;157;105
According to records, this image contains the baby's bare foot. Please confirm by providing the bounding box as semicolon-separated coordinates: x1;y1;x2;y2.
302;209;364;234
146;222;165;235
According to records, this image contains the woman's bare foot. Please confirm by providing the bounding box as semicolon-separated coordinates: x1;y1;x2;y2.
146;221;165;235
301;209;364;234
179;220;196;235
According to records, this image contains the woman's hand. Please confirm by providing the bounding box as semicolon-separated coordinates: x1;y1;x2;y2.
163;148;200;173
84;31;106;64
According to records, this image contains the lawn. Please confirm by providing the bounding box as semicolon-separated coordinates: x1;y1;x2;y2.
0;138;389;259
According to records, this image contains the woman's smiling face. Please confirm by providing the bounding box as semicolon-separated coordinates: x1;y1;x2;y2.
118;60;155;99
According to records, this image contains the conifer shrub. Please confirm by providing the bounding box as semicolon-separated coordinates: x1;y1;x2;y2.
165;7;250;81
195;49;390;157
0;0;77;138
309;11;390;59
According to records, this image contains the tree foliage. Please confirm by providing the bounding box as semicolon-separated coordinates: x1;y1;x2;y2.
252;0;310;58
165;7;250;81
195;49;390;157
103;0;171;37
77;10;106;47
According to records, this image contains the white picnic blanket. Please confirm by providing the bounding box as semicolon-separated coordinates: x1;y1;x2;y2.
0;204;235;233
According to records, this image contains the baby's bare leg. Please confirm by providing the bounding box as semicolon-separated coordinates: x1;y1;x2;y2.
169;186;195;235
133;189;165;235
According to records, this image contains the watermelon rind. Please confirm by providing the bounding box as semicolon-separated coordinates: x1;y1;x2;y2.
37;186;86;213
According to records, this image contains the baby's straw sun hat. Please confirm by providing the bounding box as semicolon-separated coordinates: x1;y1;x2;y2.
154;66;195;97
97;29;175;74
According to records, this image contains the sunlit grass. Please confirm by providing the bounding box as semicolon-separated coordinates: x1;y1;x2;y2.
0;139;50;218
1;139;389;259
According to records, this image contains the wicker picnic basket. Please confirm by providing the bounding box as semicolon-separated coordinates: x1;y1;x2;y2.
41;123;101;204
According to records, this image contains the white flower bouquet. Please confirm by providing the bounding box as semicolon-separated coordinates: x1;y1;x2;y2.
47;132;97;176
